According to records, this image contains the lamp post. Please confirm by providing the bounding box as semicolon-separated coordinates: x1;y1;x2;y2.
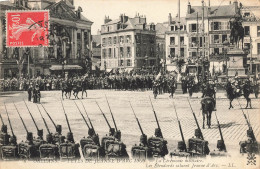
223;40;230;78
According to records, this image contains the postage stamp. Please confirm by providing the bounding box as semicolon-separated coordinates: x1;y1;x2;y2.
6;10;49;47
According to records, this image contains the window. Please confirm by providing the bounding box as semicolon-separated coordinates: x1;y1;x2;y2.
244;26;250;36
244;12;250;17
170;48;175;57
170;37;175;45
214;35;219;44
222;35;227;43
191;37;197;47
180;36;184;45
127;47;131;57
180;25;183;30
180;48;184;57
120;60;124;66
171;26;174;31
102;38;106;46
113;37;117;44
77;33;81;40
213;22;220;30
119;36;124;43
126;35;132;43
120;47;124;57
127;60;131;66
214;48;219;55
244;43;250;53
108;48;112;57
108;37;112;45
257;26;260;37
192;52;197;58
191;24;197;32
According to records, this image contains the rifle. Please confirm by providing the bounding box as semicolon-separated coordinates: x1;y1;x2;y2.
237;99;256;141
23;100;42;136
105;95;118;131
40;103;57;129
215;112;226;152
187;98;204;140
74;101;90;129
172;101;187;152
61;100;72;133
129;101;144;136
13;102;29;134
149;96;163;138
96;100;112;130
80;100;95;133
4;103;14;137
36;104;51;135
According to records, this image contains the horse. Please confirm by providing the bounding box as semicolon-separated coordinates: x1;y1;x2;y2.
61;82;72;99
72;81;81;99
201;97;215;129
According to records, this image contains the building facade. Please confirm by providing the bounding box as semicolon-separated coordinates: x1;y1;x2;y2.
165;14;188;72
0;0;93;79
100;14;157;71
241;6;260;76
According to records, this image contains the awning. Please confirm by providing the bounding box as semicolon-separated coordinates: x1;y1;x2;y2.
49;65;82;71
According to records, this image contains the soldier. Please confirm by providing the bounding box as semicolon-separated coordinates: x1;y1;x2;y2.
33;84;41;103
202;82;216;111
0;123;10;160
27;84;33;101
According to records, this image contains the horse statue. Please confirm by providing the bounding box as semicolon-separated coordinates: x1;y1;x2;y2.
229;15;244;49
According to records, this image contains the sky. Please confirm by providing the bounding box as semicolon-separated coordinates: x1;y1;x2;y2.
74;0;260;35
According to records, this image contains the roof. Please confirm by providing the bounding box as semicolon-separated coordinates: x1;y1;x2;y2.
155;23;168;34
102;15;150;31
92;35;101;44
45;1;92;23
186;4;236;19
170;17;186;25
0;1;27;10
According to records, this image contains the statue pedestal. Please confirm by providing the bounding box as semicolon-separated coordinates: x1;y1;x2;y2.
227;48;246;77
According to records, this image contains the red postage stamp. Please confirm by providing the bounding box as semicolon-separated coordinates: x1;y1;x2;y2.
6;10;49;47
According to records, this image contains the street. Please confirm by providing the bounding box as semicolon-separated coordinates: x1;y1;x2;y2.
0;90;259;157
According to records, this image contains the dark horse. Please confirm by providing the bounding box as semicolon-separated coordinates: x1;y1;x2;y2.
201;97;214;129
62;81;72;99
72;81;81;99
226;81;251;109
81;78;88;99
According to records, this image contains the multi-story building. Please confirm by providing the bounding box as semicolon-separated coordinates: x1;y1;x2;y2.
155;22;168;71
100;14;156;71
165;14;188;72
0;0;93;79
91;34;101;70
241;6;260;76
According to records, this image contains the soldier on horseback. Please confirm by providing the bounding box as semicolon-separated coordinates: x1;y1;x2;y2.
201;82;216;111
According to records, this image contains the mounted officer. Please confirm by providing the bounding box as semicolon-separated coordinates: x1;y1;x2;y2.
201;82;216;111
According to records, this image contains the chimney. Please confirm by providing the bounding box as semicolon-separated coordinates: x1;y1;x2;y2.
168;13;172;25
120;14;123;23
208;0;210;7
187;2;191;14
104;15;112;24
234;0;238;13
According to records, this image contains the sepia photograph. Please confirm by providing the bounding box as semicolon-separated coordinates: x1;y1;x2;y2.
0;0;259;168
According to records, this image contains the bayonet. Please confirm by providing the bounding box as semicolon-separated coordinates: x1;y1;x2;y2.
74;101;90;129
173;101;187;152
215;112;226;152
105;95;118;131
80;100;95;133
149;96;163;138
40;103;57;129
13;102;28;134
187;98;204;140
61;100;72;133
36;104;51;135
96;100;112;130
4;103;15;137
129;101;144;136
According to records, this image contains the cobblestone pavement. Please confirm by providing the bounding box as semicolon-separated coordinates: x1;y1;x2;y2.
0;90;259;157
